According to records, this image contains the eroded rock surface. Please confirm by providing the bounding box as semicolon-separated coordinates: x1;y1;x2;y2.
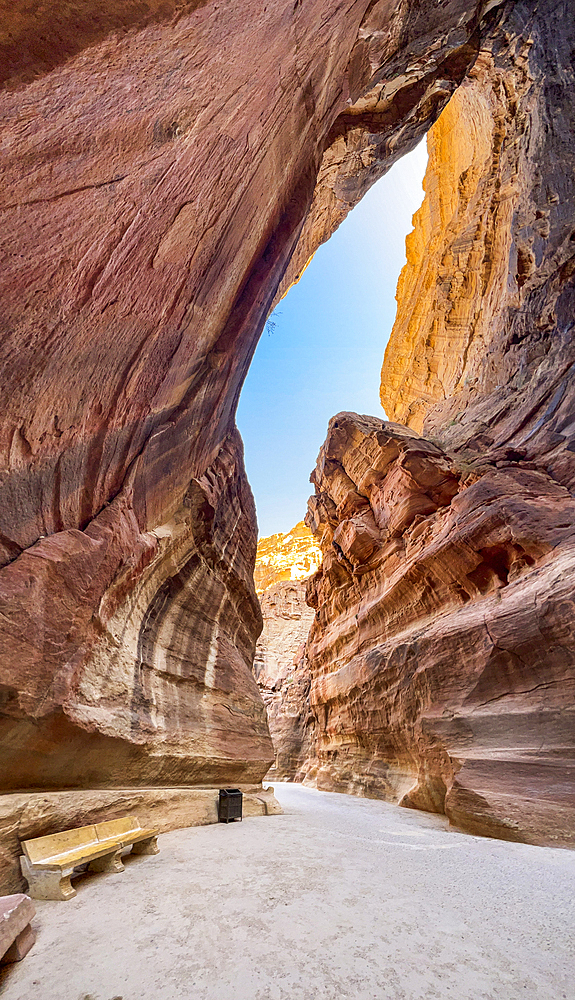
253;581;315;781
0;430;271;792
381;0;575;495
299;413;575;845
1;0;497;811
1;0;574;863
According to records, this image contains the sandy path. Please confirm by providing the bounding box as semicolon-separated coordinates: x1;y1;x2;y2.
1;783;574;1000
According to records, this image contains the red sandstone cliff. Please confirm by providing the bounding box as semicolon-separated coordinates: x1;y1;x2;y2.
254;581;315;781
252;525;319;778
0;0;493;802
0;0;508;890
302;413;575;845
0;0;573;881
292;0;575;845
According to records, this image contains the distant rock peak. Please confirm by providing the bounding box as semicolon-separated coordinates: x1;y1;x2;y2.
254;521;322;595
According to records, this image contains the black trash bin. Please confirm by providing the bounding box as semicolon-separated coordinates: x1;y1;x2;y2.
218;788;243;823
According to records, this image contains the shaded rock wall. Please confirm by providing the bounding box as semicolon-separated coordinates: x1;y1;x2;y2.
0;429;271;792
1;0;499;810
253;581;315;781
302;414;575;846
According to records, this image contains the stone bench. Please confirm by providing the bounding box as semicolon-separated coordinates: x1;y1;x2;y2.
20;816;159;901
0;894;36;964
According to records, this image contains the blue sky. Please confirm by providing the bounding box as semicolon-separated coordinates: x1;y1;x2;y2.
237;141;428;538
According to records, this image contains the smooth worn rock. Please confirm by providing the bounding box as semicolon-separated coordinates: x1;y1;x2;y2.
295;413;575;846
0;430;272;792
0;1;497;815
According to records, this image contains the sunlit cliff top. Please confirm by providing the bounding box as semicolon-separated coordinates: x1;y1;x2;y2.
254;521;322;595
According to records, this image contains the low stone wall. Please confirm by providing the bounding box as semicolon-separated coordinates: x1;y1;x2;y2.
0;785;282;894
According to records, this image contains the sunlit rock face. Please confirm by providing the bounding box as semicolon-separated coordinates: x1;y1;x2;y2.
381;2;575;494
0;0;496;873
289;0;575;847
300;414;575;845
253;581;315;781
254;522;322;595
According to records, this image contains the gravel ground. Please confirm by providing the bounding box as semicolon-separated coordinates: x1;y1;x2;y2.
2;782;574;1000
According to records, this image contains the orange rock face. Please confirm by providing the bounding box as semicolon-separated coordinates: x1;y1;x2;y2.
381;8;575;497
301;414;575;845
254;522;322;595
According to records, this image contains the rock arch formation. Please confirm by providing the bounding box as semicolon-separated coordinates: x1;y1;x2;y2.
0;0;573;884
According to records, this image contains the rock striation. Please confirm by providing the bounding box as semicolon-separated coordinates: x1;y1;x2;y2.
0;0;574;871
381;0;575;496
0;428;272;792
300;413;575;846
1;0;512;887
253;581;315;781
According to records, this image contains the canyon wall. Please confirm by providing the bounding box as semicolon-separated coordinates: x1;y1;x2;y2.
1;0;573;873
0;0;508;887
381;2;575;491
292;0;575;846
252;522;321;779
254;581;315;781
302;414;575;845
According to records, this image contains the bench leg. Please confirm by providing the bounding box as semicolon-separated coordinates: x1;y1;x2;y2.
88;849;125;874
20;856;76;901
0;923;36;964
131;836;160;856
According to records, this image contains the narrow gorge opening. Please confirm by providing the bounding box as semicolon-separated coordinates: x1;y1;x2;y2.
237;142;428;538
1;0;574;994
1;0;574;928
235;25;575;844
237;142;430;781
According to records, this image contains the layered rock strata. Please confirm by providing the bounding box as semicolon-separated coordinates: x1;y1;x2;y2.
301;413;575;846
0;0;508;885
1;0;573;867
0;430;272;792
253;581;315;781
0;2;498;787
